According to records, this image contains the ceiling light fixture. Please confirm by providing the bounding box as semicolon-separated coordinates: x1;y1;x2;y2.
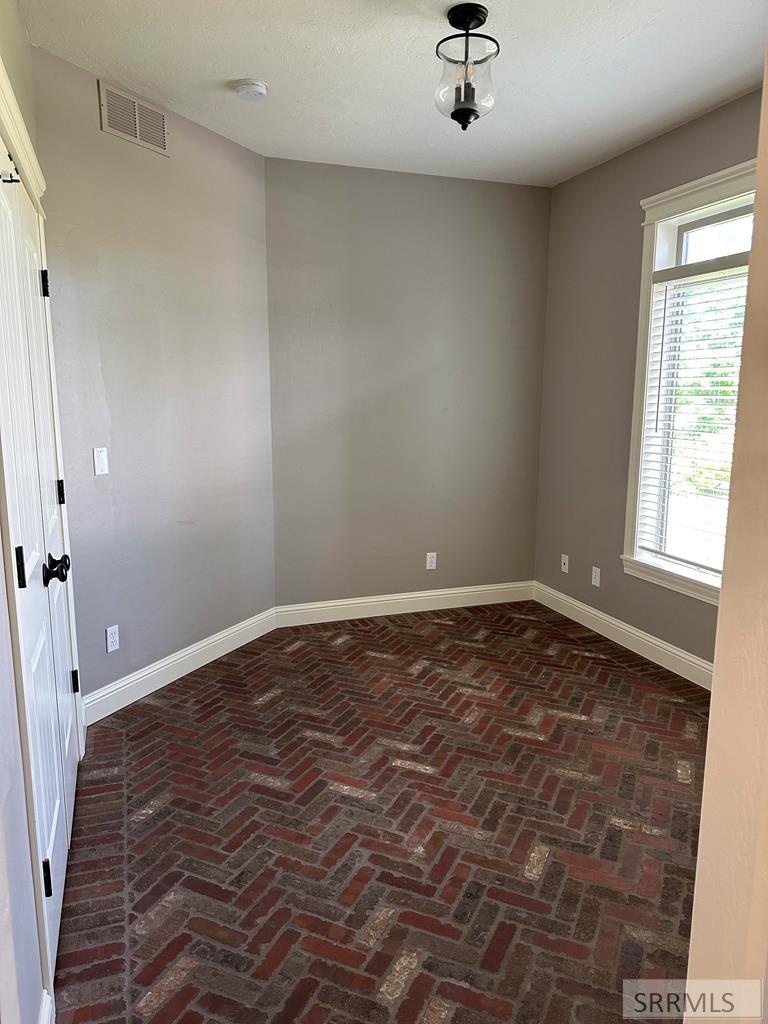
435;4;500;131
231;78;269;101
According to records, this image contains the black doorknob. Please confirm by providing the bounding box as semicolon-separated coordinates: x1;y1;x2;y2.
42;552;70;587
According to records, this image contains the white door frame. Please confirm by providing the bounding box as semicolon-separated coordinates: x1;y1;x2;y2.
0;55;85;755
0;51;84;1021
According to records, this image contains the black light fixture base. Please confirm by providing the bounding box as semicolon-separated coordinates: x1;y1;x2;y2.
446;3;488;32
450;106;480;131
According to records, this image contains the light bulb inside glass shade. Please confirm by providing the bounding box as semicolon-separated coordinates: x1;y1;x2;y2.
435;33;498;130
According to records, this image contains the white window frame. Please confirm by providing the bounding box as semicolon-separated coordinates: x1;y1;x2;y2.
623;159;757;606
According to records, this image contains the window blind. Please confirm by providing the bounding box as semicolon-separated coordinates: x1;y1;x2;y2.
636;265;748;579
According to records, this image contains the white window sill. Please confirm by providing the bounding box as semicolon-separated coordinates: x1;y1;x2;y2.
622;555;720;606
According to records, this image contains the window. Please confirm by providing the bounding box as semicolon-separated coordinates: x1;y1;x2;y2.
624;162;756;604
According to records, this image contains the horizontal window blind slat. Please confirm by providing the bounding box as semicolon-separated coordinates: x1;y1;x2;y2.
635;262;747;575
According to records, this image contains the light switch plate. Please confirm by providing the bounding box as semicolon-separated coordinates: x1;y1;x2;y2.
93;447;109;476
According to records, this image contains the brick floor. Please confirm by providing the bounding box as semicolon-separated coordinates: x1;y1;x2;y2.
55;601;709;1023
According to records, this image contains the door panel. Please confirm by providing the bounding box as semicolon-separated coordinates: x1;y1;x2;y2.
0;154;68;980
15;184;79;828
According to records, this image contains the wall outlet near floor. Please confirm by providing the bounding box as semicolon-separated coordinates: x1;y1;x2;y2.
93;446;110;476
591;566;601;587
560;553;569;574
426;551;438;570
105;624;120;653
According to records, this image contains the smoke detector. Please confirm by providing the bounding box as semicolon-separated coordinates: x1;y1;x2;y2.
231;79;269;101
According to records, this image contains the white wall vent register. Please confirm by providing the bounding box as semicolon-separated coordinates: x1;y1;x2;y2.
98;81;169;155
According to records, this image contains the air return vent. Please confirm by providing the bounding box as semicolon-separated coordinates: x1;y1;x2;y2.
98;81;168;155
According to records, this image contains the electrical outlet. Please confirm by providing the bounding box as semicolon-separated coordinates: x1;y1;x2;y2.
426;551;437;570
105;624;119;653
591;566;601;587
560;553;569;574
93;447;109;476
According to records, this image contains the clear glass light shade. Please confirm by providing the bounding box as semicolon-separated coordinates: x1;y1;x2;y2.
435;33;499;130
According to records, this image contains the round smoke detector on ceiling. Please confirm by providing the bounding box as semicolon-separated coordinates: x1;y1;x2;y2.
231;79;269;101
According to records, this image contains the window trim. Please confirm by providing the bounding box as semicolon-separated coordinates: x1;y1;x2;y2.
623;159;757;605
675;204;754;265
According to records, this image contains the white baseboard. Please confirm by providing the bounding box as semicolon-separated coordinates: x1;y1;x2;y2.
37;989;54;1024
533;583;713;690
274;581;536;627
84;578;712;725
84;608;277;724
83;583;533;725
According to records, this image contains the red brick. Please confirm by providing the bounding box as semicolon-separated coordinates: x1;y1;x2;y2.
188;916;247;947
309;960;376;992
300;935;367;968
253;929;300;979
530;932;590;960
397;972;435;1024
273;978;319;1024
338;866;375;906
487;887;552;915
378;870;436;897
437;981;515;1019
135;933;192;986
147;984;198;1024
295;913;356;943
480;921;517;972
398;911;461;940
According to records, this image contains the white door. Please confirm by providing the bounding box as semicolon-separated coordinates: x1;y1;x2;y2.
15;183;81;828
0;153;71;983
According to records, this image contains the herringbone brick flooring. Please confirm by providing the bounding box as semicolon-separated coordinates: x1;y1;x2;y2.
55;601;709;1024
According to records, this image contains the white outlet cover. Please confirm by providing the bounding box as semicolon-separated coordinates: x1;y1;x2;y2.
426;551;437;570
591;566;601;587
105;624;119;653
93;447;109;476
561;554;569;573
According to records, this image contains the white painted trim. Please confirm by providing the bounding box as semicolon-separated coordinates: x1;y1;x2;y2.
84;608;277;724
37;989;54;1024
84;578;713;725
622;555;719;606
533;583;713;689
641;159;757;224
623;219;657;567
0;56;46;209
623;162;754;605
274;581;536;627
84;583;534;724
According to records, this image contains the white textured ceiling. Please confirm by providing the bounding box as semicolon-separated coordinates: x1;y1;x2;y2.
20;0;767;185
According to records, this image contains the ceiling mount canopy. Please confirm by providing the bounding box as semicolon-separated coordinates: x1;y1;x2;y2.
435;4;500;132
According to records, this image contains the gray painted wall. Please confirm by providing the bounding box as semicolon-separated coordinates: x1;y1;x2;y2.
26;50;762;697
266;159;551;605
535;91;762;661
0;0;35;139
33;50;275;696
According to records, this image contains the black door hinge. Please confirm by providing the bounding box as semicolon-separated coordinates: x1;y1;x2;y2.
71;669;80;694
42;859;52;898
41;269;50;297
56;478;66;504
15;546;26;588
